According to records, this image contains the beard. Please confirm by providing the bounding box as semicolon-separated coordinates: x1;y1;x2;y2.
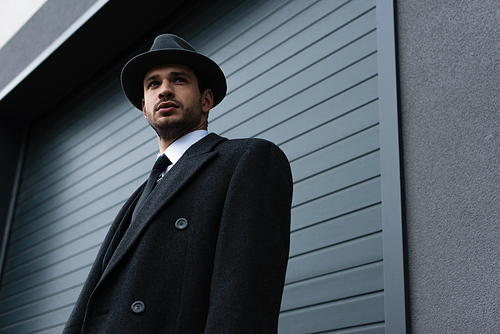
145;97;204;143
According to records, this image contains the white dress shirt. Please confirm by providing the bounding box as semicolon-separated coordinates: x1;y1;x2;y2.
158;130;209;177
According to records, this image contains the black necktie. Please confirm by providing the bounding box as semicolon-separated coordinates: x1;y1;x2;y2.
132;154;171;222
102;154;171;271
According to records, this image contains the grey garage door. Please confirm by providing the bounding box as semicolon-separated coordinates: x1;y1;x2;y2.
0;0;383;333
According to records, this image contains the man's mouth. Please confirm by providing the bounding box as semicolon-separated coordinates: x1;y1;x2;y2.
157;101;179;112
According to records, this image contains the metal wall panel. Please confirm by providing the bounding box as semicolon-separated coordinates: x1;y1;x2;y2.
0;0;383;332
199;0;383;332
0;80;156;333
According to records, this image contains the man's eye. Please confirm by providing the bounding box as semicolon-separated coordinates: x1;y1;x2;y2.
148;82;159;88
174;77;187;83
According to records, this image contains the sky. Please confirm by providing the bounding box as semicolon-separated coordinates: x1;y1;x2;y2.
0;0;48;49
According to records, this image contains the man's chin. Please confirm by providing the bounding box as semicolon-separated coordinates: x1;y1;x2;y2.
153;122;194;140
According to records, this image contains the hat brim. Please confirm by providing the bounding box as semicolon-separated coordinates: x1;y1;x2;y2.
121;48;227;110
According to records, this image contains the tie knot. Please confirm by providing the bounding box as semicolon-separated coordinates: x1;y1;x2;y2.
152;154;171;171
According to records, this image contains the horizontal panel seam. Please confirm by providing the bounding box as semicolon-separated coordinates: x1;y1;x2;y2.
218;50;378;136
291;203;381;233
13;139;153;227
291;175;381;210
280;289;384;314
222;0;366;79
0;265;89;304
0;282;84;318
203;0;298;56
276;94;378;148
310;321;386;334
1;243;100;287
284;259;383;286
288;230;382;259
215;0;323;66
293;147;380;185
214;29;378;126
16;114;145;205
289;123;379;166
7;171;142;250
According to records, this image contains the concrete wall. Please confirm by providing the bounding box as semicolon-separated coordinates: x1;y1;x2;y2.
0;0;98;93
397;0;500;332
0;0;48;48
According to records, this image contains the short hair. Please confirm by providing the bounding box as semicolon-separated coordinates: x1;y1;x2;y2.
193;70;209;95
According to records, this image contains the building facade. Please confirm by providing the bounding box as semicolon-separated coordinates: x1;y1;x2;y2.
0;0;498;333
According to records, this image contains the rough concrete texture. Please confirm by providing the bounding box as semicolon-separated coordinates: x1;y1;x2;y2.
396;0;500;332
0;0;97;92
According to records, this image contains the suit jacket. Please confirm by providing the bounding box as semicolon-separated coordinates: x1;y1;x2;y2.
63;133;293;334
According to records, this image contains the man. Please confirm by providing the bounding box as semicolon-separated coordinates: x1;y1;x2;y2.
63;34;292;333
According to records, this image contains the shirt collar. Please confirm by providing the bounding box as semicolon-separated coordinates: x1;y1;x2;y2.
159;130;208;166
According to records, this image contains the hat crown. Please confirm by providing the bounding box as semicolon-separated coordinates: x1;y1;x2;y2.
150;34;197;53
121;33;227;110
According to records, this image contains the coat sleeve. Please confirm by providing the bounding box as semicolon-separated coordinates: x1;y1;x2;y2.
62;185;145;333
204;140;293;333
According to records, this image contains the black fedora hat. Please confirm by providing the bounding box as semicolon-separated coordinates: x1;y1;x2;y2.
121;34;227;110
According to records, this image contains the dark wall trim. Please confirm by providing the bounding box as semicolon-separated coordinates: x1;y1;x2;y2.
0;0;101;97
0;0;204;281
0;128;28;282
376;0;408;333
0;0;191;124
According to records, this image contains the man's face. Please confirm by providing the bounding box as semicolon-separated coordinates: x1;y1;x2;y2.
142;64;212;144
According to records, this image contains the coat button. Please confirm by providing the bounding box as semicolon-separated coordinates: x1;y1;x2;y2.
131;301;145;314
175;218;188;230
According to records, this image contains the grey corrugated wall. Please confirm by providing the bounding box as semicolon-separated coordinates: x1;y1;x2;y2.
0;0;387;332
195;1;384;331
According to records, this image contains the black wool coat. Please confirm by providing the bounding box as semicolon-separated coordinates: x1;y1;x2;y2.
63;133;293;334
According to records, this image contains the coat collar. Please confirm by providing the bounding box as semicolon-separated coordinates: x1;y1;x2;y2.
102;133;226;276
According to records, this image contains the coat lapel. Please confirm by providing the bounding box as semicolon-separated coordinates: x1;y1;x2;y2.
102;133;226;276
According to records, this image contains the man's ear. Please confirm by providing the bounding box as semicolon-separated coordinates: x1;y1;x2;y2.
201;89;214;113
142;99;147;117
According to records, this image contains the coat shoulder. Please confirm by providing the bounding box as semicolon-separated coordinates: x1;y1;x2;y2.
215;136;286;157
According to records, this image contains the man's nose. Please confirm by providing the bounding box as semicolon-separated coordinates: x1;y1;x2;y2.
158;81;174;98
